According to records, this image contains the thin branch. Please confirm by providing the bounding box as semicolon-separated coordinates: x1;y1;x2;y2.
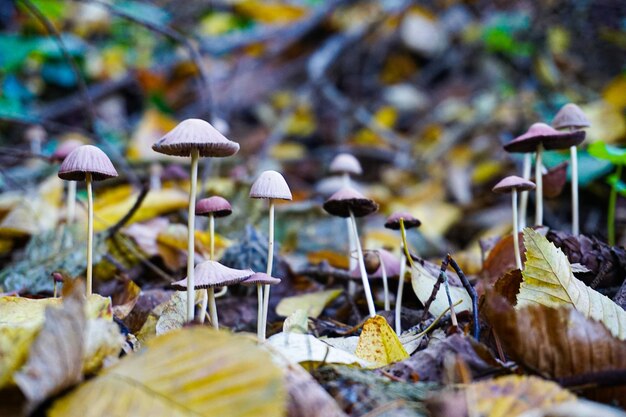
448;256;480;339
106;184;150;238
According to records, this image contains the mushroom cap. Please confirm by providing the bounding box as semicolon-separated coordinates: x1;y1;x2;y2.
503;123;585;153
171;260;253;290
196;196;232;218
492;175;536;194
58;145;118;181
249;170;292;200
350;249;401;278
240;272;281;286
329;153;362;175
51;139;83;162
152;118;240;158
384;211;421;230
25;125;46;142
552;103;591;130
323;187;378;218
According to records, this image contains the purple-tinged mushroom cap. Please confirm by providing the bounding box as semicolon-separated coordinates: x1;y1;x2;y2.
384;212;421;230
196;196;232;218
58;145;118;181
329;153;362;176
152;118;240;158
241;272;281;286
552;103;591;130
492;175;536;194
171;260;253;290
52;139;83;162
249;170;292;200
323;187;378;218
503;123;585;153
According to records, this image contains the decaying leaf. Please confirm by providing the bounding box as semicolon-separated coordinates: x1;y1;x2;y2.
285;364;348;417
519;228;626;340
276;289;342;318
155;290;205;335
110;279;141;319
411;262;472;317
49;328;286;417
283;309;309;333
268;332;371;367
355;315;408;367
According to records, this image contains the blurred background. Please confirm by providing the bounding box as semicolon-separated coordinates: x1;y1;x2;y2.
0;0;625;283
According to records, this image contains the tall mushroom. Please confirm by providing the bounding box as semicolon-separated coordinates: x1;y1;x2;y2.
153;119;239;322
323;187;379;317
52;139;83;224
329;153;363;296
552;103;590;236
249;170;292;340
241;272;281;340
195;196;233;327
172;260;253;327
384;211;421;334
492;176;536;270
503;123;584;226
58;145;118;295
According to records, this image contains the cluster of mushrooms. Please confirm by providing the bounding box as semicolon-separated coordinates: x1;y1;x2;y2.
493;103;590;269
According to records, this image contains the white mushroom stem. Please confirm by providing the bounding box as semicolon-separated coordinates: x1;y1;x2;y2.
518;153;531;230
378;251;389;311
570;145;579;236
86;173;93;296
349;209;376;318
512;189;522;270
261;200;275;340
535;143;544;226
66;181;76;224
150;162;162;191
207;214;218;328
343;172;357;297
53;281;58;298
395;250;406;334
186;148;199;322
256;284;264;340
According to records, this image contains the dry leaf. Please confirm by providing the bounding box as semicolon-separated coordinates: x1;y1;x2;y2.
285;364;348;417
411;262;472;317
354;315;408;367
276;289;342;319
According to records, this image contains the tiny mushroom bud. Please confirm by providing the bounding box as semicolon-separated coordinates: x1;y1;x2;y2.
58;145;118;296
493;175;536;270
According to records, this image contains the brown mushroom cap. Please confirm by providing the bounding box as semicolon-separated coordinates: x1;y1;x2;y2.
351;249;401;278
329;153;363;176
196;196;232;218
249;170;292;200
152;118;240;158
240;272;281;286
58;145;118;181
552;103;591;130
384;211;421;230
171;260;253;290
323;187;378;218
503;123;585;153
492;175;536;194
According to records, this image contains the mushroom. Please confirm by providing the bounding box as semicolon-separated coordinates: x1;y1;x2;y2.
329;153;363;297
58;145;118;296
552;103;590;236
195;196;233;327
384;211;421;334
504;123;584;226
492;176;536;270
153;118;240;322
240;272;282;340
52;139;83;224
172;260;254;326
25;125;46;155
352;249;401;311
51;272;64;298
323;187;378;317
249;170;292;340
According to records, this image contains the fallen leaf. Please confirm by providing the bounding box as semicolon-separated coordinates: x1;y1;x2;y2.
155;290;204;335
411;262;472;317
285;364;348;417
354;315;408;367
111;279;141;319
283;309;309;333
276;289;342;318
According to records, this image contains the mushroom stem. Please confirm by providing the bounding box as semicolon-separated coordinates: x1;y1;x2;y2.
53;281;58;298
395;251;406;334
150;162;162;191
535;143;544;226
518;153;531;230
256;284;264;340
261;200;275;340
349;209;376;317
209;214;215;260
186;148;199;322
343;173;357;297
199;291;208;325
66;181;76;224
207;287;218;329
205;213;218;328
86;173;93;296
608;165;622;246
570;145;579;236
379;251;389;311
512;189;522;270
399;219;416;270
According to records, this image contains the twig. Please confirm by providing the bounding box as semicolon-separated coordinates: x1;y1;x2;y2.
106;184;150;237
556;369;626;389
419;258;448;323
448;256;480;339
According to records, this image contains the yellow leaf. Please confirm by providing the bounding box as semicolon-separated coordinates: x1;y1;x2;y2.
580;101;626;144
519;228;626;340
235;1;308;24
354;315;408;367
127;109;179;162
411;262;473;317
48;327;286;417
276;289;342;318
270;142;307;161
603;75;626;110
268;332;370;367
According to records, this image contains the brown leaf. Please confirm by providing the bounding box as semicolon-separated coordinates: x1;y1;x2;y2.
285;365;348;417
111;279;141;319
493;269;522;305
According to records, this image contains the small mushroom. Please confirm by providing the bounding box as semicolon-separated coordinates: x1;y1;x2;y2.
552;103;590;236
52;139;83;224
504;123;584;227
58;145;118;295
323;187;378;317
153;118;239;322
25;125;46;155
51;272;64;298
384;211;421;334
352;249;401;311
241;272;282;340
250;170;292;341
171;260;254;326
195;196;233;327
492;176;536;270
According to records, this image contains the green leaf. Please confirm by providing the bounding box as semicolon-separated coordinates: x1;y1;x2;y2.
587;141;626;165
